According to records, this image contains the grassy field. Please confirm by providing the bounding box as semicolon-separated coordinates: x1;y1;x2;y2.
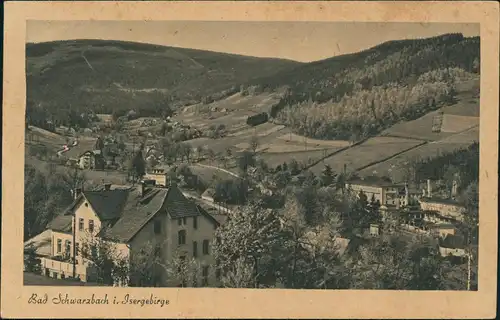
189;164;240;187
176;92;282;133
358;127;479;182
381;82;479;141
259;149;335;168
309;136;424;175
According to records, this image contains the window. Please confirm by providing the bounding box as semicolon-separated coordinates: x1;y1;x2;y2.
178;218;182;226
75;243;80;256
88;220;94;233
154;220;162;235
78;218;84;231
178;230;186;245
183;217;187;225
203;240;209;255
57;239;62;253
192;241;198;258
193;216;198;229
202;266;209;286
154;244;161;258
65;240;71;254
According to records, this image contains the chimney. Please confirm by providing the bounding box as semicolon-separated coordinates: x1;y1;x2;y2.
104;183;112;191
74;188;82;200
427;179;432;198
404;183;410;206
451;180;458;198
343;163;347;175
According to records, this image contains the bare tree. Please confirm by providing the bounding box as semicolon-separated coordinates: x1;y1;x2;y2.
250;135;259;155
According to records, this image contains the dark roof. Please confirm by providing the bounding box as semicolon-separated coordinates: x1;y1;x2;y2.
439;234;466;249
347;176;398;188
46;213;73;233
83;190;130;221
45;184;216;244
164;187;201;219
102;188;169;242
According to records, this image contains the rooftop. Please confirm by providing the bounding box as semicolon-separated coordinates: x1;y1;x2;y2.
45;184;218;244
347;176;399;188
439;234;466;249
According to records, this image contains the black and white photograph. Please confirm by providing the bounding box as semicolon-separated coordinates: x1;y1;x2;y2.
22;19;482;291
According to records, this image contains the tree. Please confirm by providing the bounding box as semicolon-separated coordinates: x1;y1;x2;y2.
207;148;216;163
280;197;308;288
197;146;205;161
181;143;193;163
129;150;146;182
219;256;256;288
238;151;256;174
24;243;42;274
249;135;259;155
289;159;300;175
320;164;335;186
159;251;201;287
80;234;129;286
213;203;284;288
460;181;479;290
95;136;105;151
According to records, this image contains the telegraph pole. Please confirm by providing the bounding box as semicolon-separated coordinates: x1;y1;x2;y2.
72;167;78;279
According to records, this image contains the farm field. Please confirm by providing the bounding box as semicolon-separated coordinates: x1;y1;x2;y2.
25;155;129;185
259;148;336;168
175;92;281;132
188;122;288;154
309;136;425;175
358;126;479;182
189;164;240;187
382;87;479;141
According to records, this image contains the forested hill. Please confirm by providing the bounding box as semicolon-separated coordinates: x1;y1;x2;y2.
251;33;480;140
26;39;301;126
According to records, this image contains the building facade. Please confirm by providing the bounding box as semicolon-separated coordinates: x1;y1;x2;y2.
25;183;220;287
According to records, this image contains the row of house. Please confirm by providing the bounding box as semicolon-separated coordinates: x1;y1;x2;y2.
25;183;223;286
347;176;469;257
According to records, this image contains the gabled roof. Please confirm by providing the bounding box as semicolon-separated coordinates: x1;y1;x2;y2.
46;213;73;233
83;189;130;221
439;234;466;249
43;184;220;245
347;176;398;188
101;188;169;243
165;186;201;219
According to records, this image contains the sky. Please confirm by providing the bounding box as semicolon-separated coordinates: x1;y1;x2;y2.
26;21;479;62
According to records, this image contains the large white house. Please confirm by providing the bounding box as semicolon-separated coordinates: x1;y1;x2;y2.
25;183;221;287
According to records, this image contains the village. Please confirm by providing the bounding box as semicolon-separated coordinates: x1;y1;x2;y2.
24;107;476;288
23;30;480;290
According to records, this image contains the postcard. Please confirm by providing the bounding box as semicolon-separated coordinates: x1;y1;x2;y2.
2;1;499;318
